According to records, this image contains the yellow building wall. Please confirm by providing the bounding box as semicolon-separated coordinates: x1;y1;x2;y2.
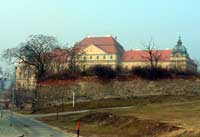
16;64;36;90
170;56;197;72
82;45;119;69
83;45;107;54
121;62;147;70
121;61;171;70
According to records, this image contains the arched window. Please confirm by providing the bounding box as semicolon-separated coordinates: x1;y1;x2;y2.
175;53;181;57
97;56;99;59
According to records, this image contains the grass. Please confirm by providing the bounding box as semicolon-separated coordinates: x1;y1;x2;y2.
39;112;180;137
114;100;200;129
33;95;200;114
37;95;200;137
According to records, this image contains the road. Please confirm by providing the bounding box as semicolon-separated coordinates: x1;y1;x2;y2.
26;106;137;118
0;110;76;137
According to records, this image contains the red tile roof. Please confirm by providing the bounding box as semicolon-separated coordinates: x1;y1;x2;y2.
121;50;172;62
48;48;69;63
77;36;124;54
79;36;116;46
47;37;172;63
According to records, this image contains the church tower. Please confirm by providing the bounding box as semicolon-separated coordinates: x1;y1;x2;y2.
172;36;189;57
170;37;197;72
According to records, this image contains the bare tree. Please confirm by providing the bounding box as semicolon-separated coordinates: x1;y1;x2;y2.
0;67;8;91
64;44;86;77
142;39;161;69
2;34;60;113
3;34;59;80
0;67;4;90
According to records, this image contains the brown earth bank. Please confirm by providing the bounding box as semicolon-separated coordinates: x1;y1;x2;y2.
37;99;200;137
38;112;198;137
78;112;180;137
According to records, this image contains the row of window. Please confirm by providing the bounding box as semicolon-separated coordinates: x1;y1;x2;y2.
84;55;113;60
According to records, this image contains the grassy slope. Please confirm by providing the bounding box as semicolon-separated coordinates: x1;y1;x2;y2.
34;95;200;114
39;112;181;137
38;96;200;137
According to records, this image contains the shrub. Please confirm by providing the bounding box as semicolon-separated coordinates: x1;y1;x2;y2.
92;65;116;79
115;65;124;76
131;67;197;80
131;67;172;80
40;68;82;81
81;67;95;76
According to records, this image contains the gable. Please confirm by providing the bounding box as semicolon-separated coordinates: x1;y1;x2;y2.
83;44;107;54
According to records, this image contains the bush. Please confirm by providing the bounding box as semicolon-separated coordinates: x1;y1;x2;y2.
81;67;95;76
40;68;81;81
115;65;124;76
131;67;197;80
131;67;172;80
92;65;116;79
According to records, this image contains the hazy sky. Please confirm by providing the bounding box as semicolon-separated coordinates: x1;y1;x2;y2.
0;0;200;61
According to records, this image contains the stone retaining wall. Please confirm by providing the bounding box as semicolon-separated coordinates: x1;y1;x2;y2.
39;79;200;101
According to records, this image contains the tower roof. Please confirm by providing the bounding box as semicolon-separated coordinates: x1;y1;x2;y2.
172;36;189;57
177;36;183;46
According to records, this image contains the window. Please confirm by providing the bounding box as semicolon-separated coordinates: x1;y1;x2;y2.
19;71;22;78
175;53;181;57
97;56;99;59
110;56;113;59
17;83;21;89
90;56;92;60
103;56;106;59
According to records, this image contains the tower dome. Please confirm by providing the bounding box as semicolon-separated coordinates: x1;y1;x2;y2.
172;37;189;57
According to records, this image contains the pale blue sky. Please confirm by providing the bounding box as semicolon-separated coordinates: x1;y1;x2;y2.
0;0;200;61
